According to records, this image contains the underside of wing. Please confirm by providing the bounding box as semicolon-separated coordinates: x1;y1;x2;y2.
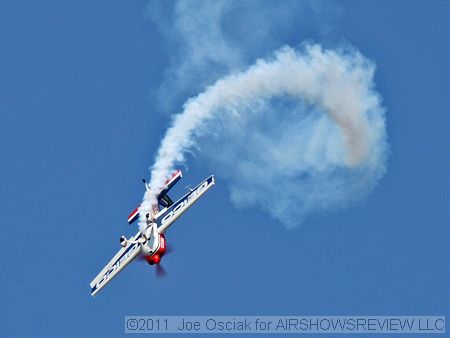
156;175;215;234
90;231;143;296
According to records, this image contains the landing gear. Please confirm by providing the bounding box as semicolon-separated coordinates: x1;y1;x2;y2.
120;236;127;247
119;234;147;247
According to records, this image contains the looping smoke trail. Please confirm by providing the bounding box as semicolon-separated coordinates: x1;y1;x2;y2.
139;44;387;230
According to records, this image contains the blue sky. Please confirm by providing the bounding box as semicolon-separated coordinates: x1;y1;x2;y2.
1;0;449;337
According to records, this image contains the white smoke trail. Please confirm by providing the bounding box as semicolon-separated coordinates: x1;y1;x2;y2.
147;0;332;113
138;43;387;229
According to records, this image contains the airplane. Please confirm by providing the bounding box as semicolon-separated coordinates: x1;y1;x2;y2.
90;170;215;296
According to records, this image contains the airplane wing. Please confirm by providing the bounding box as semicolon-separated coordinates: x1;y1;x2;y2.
90;231;144;296
156;175;215;234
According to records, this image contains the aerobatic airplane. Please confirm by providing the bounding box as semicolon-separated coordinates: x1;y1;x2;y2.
90;170;215;296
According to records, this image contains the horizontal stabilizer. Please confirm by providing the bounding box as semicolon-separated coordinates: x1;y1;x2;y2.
158;170;182;201
128;208;139;225
128;170;182;225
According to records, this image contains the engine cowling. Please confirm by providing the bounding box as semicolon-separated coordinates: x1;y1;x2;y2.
145;234;166;265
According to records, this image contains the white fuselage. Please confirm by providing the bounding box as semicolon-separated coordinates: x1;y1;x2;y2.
142;223;161;256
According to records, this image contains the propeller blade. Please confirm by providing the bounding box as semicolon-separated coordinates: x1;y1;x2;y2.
137;254;148;262
156;264;167;278
165;243;176;255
